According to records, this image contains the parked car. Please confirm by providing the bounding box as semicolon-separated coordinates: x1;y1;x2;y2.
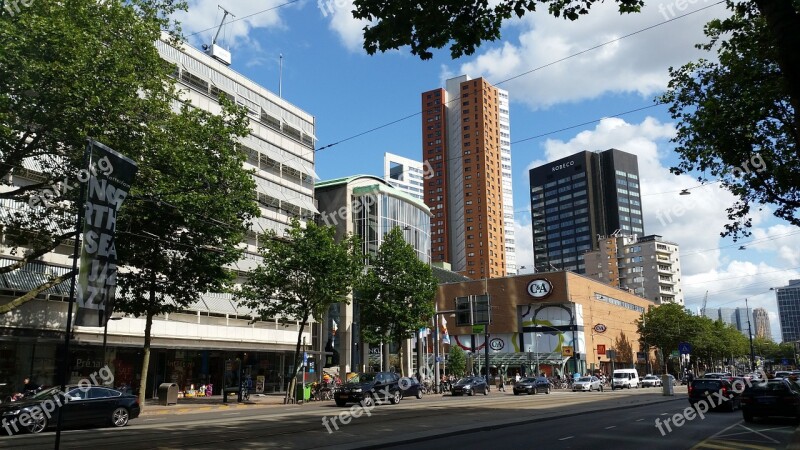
0;385;139;434
611;369;640;389
451;376;489;396
641;375;662;387
398;377;423;400
741;378;800;423
513;377;551;395
335;372;402;407
573;376;603;392
688;378;741;412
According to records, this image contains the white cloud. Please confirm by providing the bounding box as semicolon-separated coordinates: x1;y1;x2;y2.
175;1;290;49
319;0;370;52
454;1;726;109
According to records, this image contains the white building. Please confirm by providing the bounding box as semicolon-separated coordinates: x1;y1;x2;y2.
584;233;684;305
0;37;317;398
383;152;425;200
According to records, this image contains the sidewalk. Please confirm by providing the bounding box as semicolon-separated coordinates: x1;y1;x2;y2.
140;392;293;416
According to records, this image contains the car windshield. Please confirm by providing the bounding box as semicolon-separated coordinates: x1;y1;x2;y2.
644;376;657;380
351;373;376;383
457;378;474;384
30;386;61;400
613;373;628;378
578;377;592;382
518;377;537;383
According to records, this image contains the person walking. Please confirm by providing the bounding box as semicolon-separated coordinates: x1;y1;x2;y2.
497;372;506;392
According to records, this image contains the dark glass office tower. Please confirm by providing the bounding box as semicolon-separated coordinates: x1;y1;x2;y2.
529;149;644;273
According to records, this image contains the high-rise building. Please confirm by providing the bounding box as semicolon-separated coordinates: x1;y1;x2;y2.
702;306;756;337
753;308;772;339
776;280;800;342
529;149;644;273
421;75;515;279
584;233;684;304
383;152;425;200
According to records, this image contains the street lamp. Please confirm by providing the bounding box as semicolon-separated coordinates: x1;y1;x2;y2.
102;315;124;367
745;298;756;372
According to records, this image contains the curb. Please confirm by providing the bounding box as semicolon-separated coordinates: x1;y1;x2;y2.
140;401;283;416
352;394;687;449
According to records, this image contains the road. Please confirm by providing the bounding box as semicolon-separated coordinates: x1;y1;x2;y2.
1;387;797;449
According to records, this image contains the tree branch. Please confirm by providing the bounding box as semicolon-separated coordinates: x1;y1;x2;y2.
0;268;77;314
0;230;78;275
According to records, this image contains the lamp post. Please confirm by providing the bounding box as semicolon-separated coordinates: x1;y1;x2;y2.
746;298;756;372
102;315;124;367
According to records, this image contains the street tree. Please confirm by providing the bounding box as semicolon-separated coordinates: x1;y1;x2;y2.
613;332;634;367
0;0;184;307
662;1;799;239
448;345;467;378
356;226;437;376
637;303;695;371
237;220;363;404
114;98;260;409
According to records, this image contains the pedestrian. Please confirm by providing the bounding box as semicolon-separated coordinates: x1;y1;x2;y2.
514;372;521;383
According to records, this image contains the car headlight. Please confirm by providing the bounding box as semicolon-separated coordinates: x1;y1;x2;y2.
464;385;471;389
2;410;21;417
352;388;362;393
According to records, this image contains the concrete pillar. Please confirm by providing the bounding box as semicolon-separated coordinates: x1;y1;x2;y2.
402;338;413;376
338;300;353;378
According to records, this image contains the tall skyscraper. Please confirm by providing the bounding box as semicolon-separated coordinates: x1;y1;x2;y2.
776;280;800;342
383;152;425;200
753;308;772;339
701;306;755;337
584;233;684;304
529;149;643;273
421;75;515;279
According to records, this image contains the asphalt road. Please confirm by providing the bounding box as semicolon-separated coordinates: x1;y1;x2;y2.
1;387;797;449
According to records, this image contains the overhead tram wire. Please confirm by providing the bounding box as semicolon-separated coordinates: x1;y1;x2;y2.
183;0;304;38
314;1;727;152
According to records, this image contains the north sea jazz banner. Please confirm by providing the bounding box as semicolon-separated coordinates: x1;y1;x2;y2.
74;140;138;327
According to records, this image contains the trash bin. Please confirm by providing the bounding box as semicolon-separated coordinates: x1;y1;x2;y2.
661;375;674;396
158;383;179;405
295;384;311;402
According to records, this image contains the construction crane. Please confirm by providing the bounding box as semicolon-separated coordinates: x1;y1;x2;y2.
700;291;709;317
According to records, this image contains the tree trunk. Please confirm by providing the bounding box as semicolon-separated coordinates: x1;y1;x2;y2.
284;317;308;404
382;342;390;372
137;276;156;409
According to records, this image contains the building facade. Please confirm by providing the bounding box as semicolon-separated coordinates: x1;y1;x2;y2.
777;280;800;342
584;233;684;304
432;271;656;378
315;175;433;376
0;38;317;399
529;149;644;274
703;307;756;337
421;75;515;279
753;308;772;339
383;152;425;200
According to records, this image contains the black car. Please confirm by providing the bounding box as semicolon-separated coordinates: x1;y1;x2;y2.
688;378;741;412
398;377;424;400
451;376;489;396
335;372;402;407
740;379;800;423
513;377;551;395
0;385;140;434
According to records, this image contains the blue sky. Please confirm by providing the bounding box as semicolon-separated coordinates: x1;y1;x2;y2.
176;0;799;341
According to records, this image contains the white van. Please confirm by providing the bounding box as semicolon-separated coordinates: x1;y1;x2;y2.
611;369;640;389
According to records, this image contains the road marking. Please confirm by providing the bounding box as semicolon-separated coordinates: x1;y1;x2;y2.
222;412;241;416
605;425;616;429
558;436;574;441
636;418;644;422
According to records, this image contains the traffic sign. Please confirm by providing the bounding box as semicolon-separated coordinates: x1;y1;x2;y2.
678;342;692;355
562;346;574;357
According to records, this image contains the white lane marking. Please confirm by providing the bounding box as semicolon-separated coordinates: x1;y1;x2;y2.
605;426;616;429
636;418;644;422
558;436;574;441
222;412;242;416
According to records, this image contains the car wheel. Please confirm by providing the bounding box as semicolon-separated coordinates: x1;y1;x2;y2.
484;388;488;396
335;399;347;407
468;390;474;397
361;395;375;408
546;387;551;394
514;391;520;396
111;407;130;427
26;413;48;434
416;389;423;400
390;391;401;405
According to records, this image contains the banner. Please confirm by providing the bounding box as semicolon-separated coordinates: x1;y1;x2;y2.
74;140;138;327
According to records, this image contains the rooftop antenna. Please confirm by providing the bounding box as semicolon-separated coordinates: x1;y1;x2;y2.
203;6;235;65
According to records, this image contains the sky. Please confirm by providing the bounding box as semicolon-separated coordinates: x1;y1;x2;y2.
174;0;800;342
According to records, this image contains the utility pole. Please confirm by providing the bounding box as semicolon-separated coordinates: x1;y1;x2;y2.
746;298;756;372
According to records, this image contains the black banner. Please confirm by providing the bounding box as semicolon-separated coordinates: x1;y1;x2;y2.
74;140;138;327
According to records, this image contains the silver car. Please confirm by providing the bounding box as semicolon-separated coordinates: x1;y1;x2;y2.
641;375;662;387
572;376;603;392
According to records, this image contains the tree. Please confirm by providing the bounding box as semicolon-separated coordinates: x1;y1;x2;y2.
237;220;363;404
448;345;467;378
114;98;260;409
637;303;694;371
0;0;184;307
355;226;437;376
614;332;634;367
662;1;799;239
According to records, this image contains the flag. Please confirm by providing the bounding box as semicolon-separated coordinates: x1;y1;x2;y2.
331;319;338;335
441;316;450;345
418;327;428;339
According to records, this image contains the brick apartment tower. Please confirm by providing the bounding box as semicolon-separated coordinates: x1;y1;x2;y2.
421;75;513;280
